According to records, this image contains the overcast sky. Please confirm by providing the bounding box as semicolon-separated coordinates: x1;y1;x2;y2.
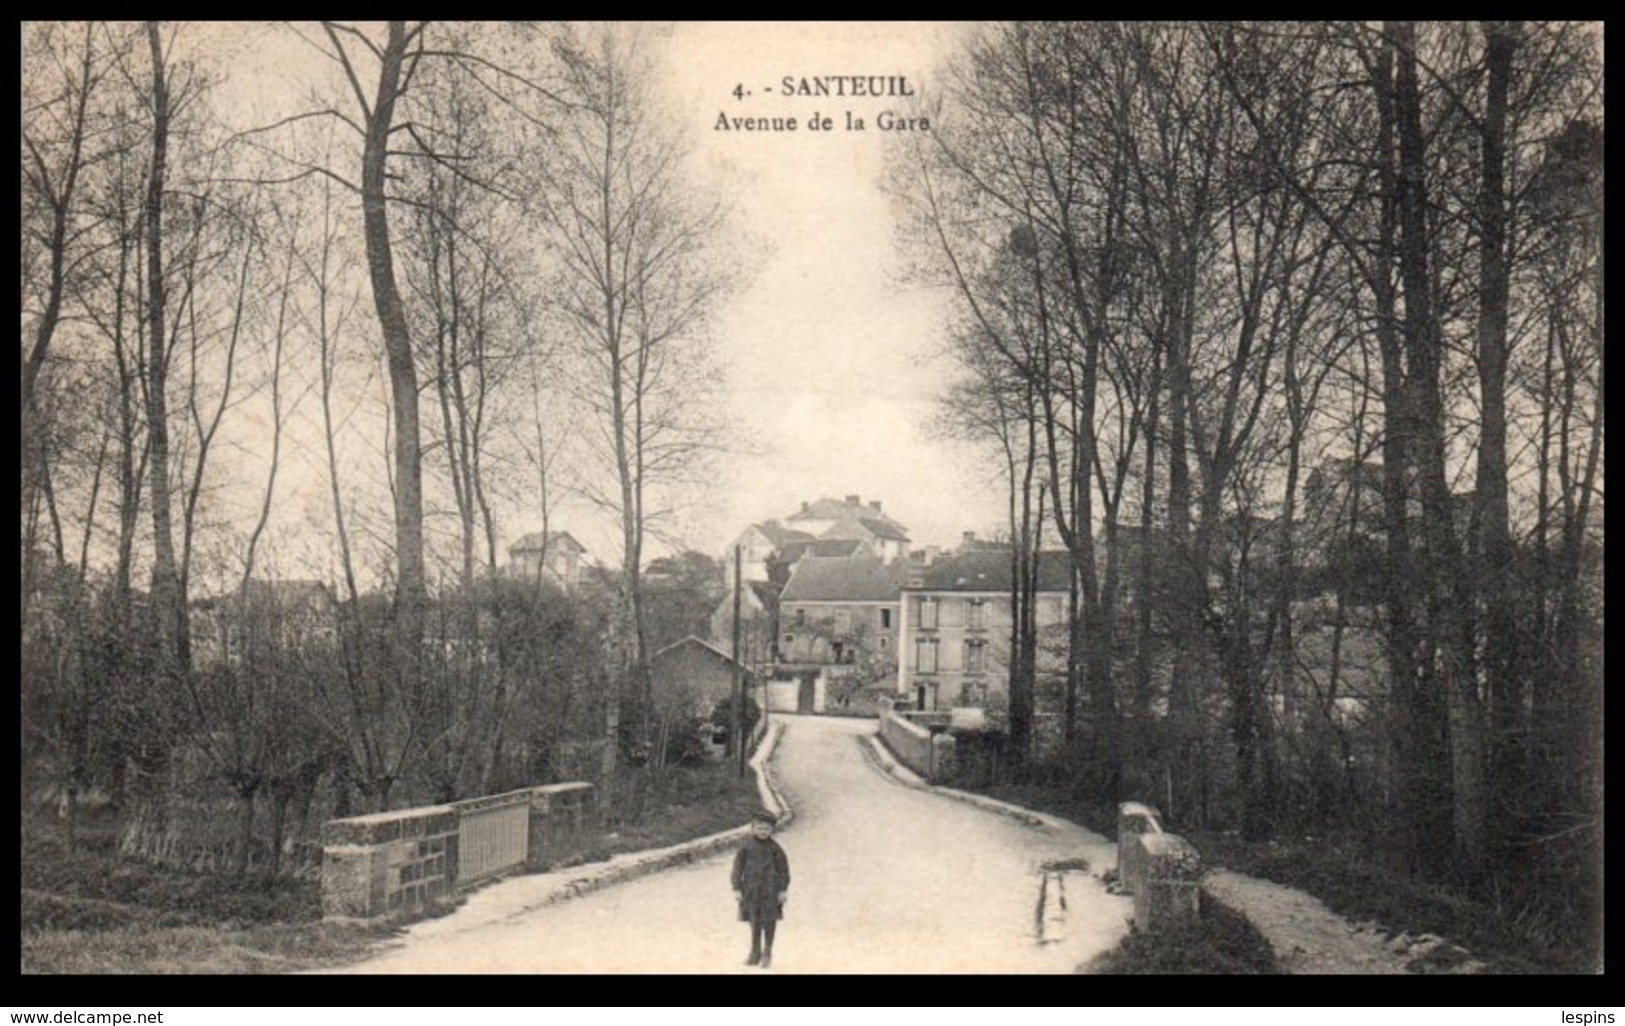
652;22;1008;558
131;23;1010;581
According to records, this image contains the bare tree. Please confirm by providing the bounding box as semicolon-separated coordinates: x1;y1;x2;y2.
533;24;730;813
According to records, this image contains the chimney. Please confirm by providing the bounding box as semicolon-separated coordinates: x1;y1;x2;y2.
845;494;860;505
962;531;976;546
801;501;809;513
870;500;882;512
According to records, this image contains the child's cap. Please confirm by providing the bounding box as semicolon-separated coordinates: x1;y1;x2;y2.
752;810;778;826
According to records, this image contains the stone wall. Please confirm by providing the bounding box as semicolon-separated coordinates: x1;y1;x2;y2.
321;806;459;920
878;706;957;783
321;781;596;922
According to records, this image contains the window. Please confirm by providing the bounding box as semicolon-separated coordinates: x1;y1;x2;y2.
967;598;987;630
964;639;987;674
959;681;990;706
879;637;889;650
880;607;893;630
915;637;939;673
794;608;806;626
783;633;795;645
919;596;938;630
834;610;850;633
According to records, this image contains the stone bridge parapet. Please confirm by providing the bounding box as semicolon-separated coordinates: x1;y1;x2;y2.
877;699;956;783
1116;800;1204;933
322;782;594;923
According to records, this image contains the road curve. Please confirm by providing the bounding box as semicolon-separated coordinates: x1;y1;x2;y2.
333;715;1130;974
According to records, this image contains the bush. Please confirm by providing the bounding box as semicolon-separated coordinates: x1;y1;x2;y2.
1083;891;1278;974
709;693;761;744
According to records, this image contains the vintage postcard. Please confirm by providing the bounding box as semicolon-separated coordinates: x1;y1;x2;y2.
20;21;1604;983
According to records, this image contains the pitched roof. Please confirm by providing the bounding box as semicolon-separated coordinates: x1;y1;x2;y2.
909;549;1073;593
784;497;908;533
780;555;904;603
651;635;754;674
780;537;868;562
856;517;909;542
510;530;585;555
753;520;816;547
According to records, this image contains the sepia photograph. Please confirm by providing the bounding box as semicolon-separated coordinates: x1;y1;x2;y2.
19;21;1604;980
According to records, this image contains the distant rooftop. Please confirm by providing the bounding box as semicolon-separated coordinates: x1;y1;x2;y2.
780;537;869;562
510;530;586;555
909;549;1072;593
781;555;906;603
784;495;908;534
754;520;817;547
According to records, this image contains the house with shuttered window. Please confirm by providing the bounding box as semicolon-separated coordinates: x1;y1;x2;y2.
895;548;1072;712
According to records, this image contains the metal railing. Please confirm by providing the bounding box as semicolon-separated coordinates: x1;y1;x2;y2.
451;789;532;885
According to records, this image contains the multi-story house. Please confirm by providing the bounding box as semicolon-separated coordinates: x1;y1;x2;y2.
783;495;911;563
776;554;904;677
507;531;587;590
721;520;816;587
896;549;1072;712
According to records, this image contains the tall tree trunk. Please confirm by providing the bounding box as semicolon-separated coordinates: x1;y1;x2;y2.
1475;21;1521;855
1393;20;1485;878
360;24;427;794
1162;245;1201;827
142;24;184;803
1373;27;1442;876
1130;348;1161;801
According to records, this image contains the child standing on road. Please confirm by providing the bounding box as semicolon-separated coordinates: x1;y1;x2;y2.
732;810;791;968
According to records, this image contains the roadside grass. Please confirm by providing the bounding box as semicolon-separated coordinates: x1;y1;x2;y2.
1189;829;1577;974
583;757;769;861
1082;891;1278;974
20;824;391;974
22;757;769;974
963;780;1576;974
21;919;386;975
974;781;1118;838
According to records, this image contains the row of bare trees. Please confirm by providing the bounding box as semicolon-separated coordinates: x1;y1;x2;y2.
900;21;1601;959
21;22;731;870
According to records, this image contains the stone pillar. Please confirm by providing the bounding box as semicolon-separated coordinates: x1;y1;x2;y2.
929;731;957;784
1116;801;1163;895
1133;832;1203;933
320;806;458;921
526;782;595;871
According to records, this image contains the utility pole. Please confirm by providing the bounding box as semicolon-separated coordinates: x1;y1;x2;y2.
731;544;744;774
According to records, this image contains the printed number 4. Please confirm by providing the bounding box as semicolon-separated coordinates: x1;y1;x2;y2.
733;83;747;100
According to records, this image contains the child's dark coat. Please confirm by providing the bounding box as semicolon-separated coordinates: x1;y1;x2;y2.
731;835;791;922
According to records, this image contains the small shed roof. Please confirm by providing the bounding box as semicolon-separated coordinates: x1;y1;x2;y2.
651;635;756;677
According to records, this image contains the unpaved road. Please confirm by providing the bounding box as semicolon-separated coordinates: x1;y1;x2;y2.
334;715;1130;974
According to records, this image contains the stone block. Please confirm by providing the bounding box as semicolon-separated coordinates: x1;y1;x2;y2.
1132;832;1203;933
526;782;595;871
322;844;386;920
1116;801;1163;895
